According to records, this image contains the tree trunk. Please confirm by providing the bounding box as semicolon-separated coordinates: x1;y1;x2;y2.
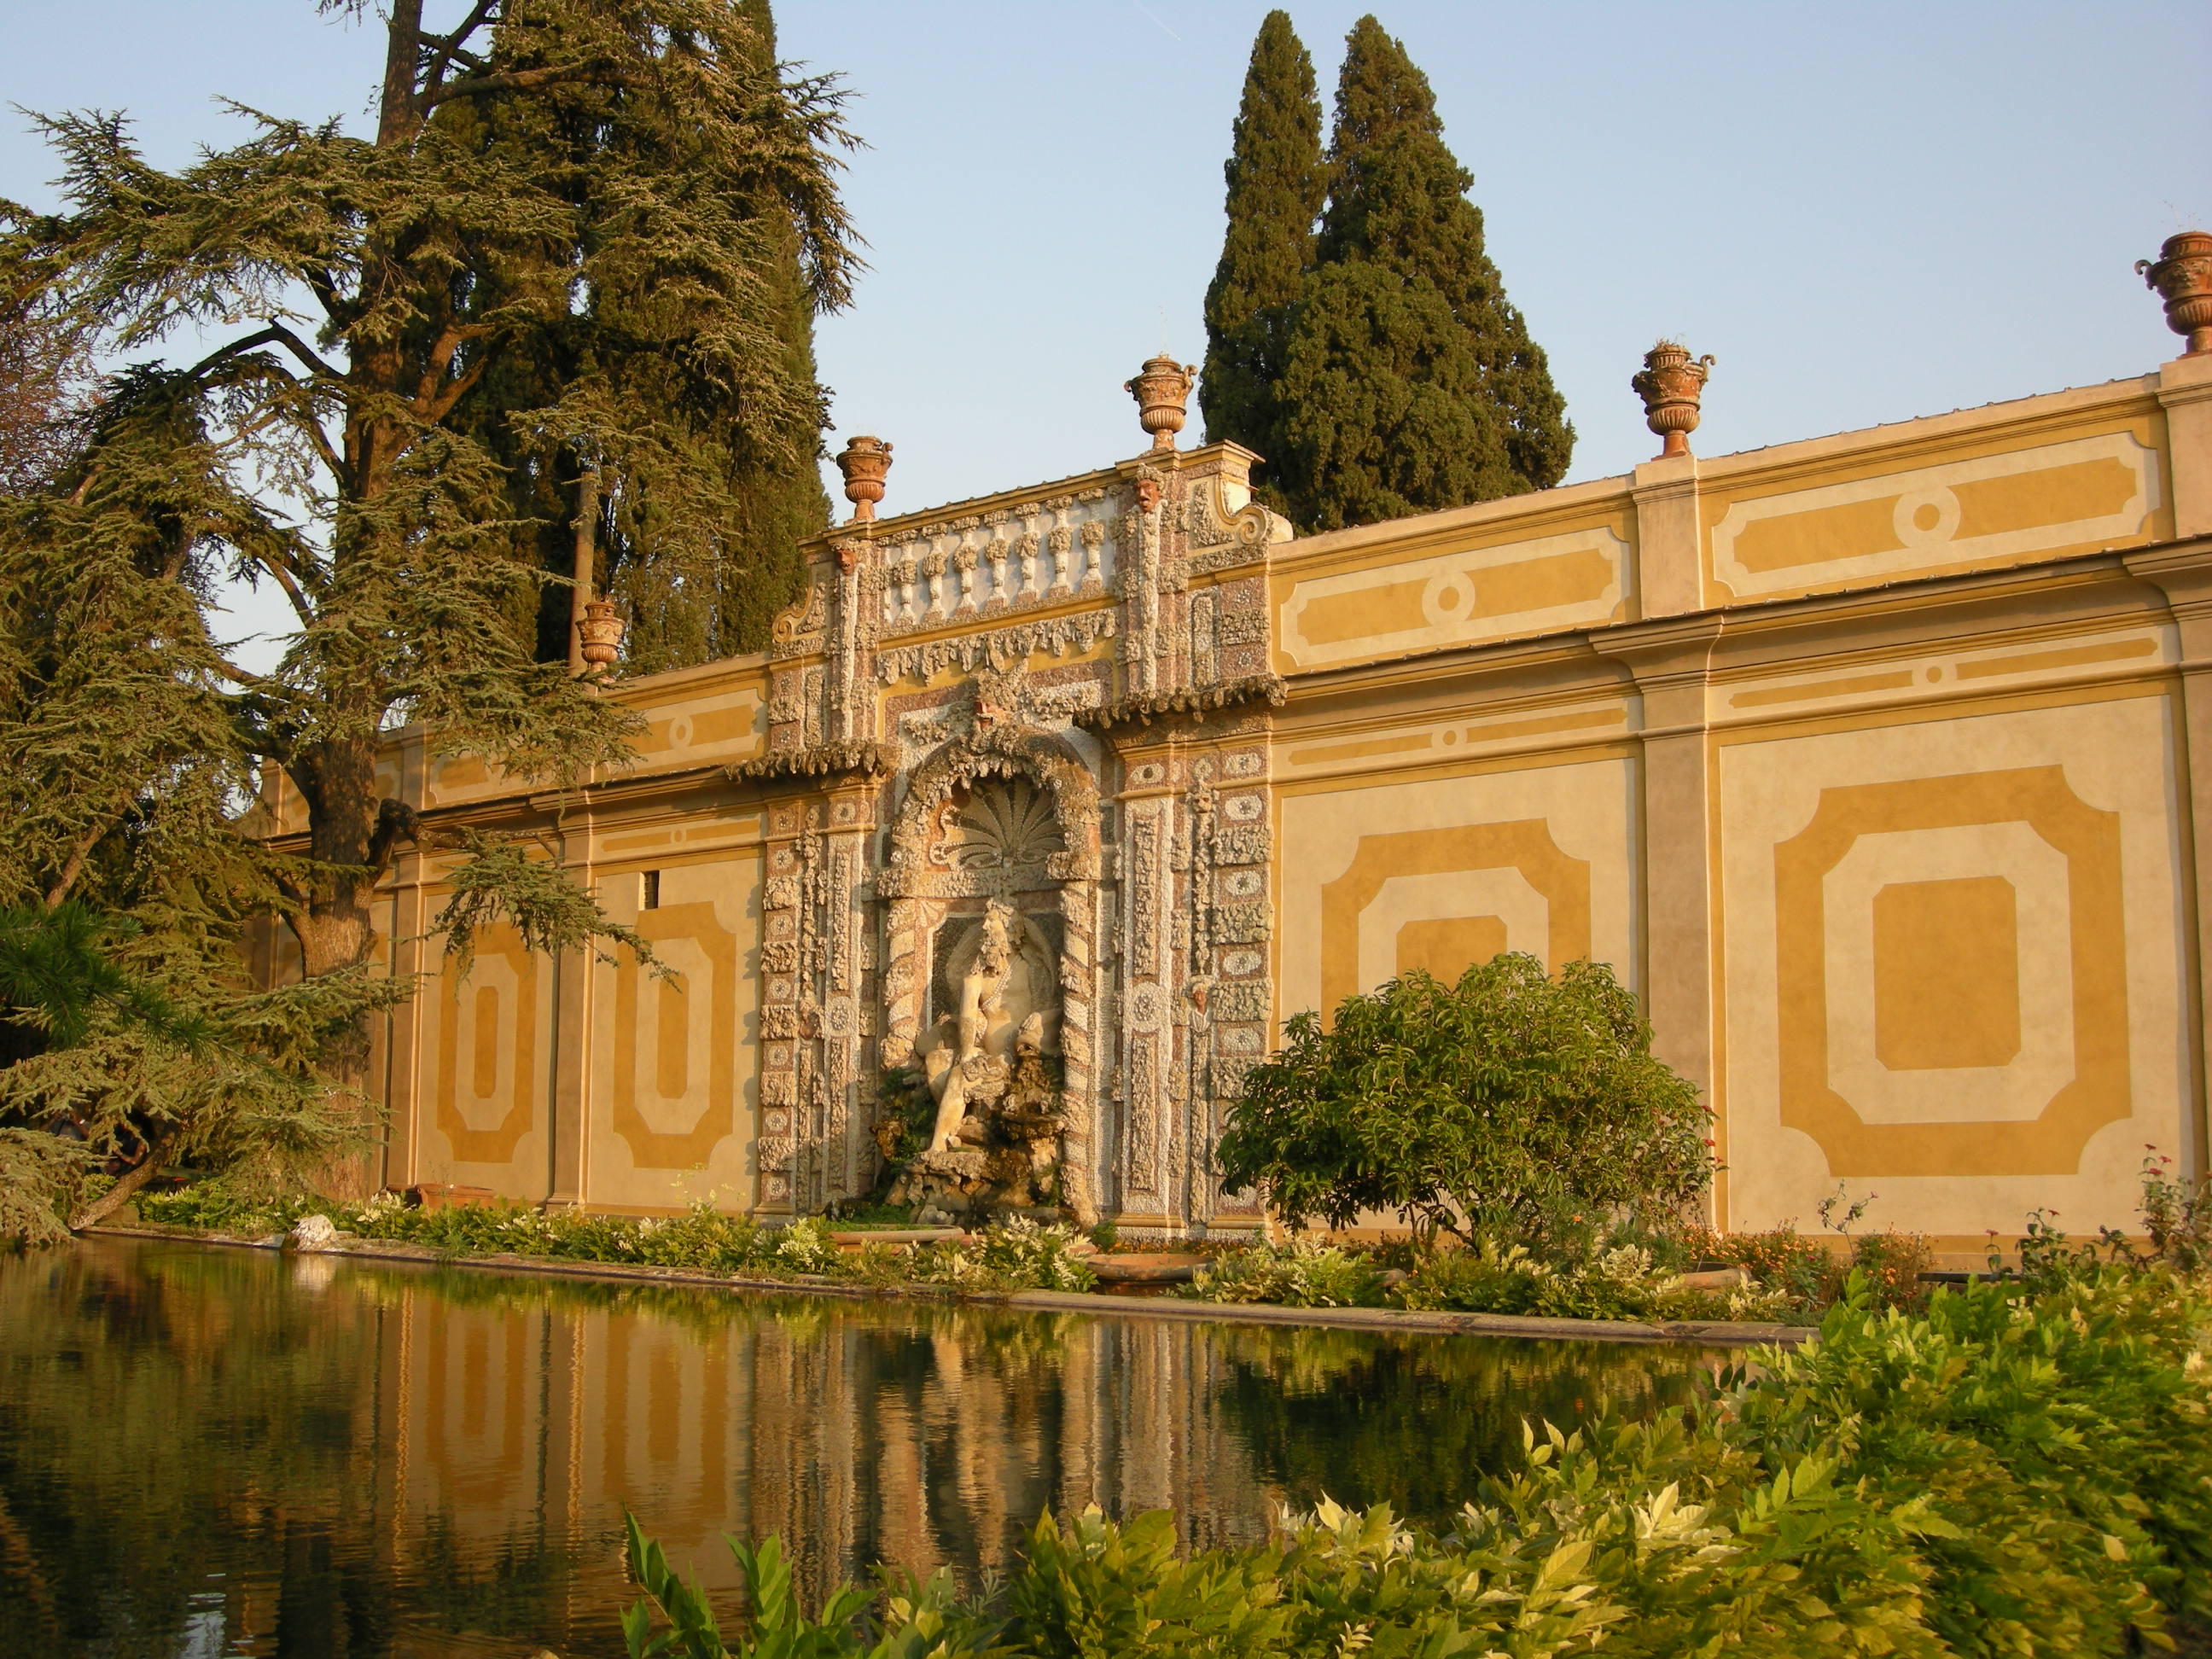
567;464;600;672
68;1131;176;1231
291;731;390;1202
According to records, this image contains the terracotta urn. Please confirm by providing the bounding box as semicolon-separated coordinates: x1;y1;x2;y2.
576;597;625;673
2139;230;2212;356
835;435;894;522
1632;341;1715;459
1126;356;1196;453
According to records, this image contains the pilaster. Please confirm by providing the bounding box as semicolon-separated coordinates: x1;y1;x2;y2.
1590;614;1727;1166
2121;536;2212;1179
2158;353;2212;539
1630;454;1703;617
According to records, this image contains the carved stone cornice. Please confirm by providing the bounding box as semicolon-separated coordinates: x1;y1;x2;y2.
1074;674;1288;738
725;741;894;785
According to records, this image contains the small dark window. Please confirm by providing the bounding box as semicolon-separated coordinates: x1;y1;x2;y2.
641;870;661;911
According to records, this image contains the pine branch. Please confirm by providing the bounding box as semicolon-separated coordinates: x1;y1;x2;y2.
422;61;624;112
418;0;504;103
433;829;667;980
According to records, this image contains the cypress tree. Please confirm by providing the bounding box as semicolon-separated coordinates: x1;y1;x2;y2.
1272;15;1572;531
1199;9;1324;506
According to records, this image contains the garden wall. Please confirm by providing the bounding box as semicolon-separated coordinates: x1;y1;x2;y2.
271;343;2212;1246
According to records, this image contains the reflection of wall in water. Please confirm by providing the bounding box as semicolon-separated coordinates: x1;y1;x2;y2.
379;1276;1284;1600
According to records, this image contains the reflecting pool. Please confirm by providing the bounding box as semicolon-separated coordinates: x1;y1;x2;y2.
0;1237;1712;1657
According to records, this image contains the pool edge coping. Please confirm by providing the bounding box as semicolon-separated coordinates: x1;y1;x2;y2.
79;1225;1816;1348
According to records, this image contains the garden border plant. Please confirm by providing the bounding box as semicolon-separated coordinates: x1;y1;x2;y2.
131;1182;1103;1296
612;1237;2212;1659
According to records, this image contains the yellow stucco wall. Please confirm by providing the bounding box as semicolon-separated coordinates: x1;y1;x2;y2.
363;351;2212;1241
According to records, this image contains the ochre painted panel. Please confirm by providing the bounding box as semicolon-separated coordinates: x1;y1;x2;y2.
1706;426;2164;602
587;852;762;1209
1277;758;1637;1028
416;923;550;1192
1719;694;2188;1239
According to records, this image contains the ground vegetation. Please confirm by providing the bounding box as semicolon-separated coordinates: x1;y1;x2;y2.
131;1185;1101;1295
619;1240;2212;1657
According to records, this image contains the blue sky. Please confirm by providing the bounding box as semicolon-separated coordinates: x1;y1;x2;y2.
6;2;2207;546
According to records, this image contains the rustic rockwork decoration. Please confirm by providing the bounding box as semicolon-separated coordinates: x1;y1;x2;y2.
1126;356;1196;453
1074;675;1289;736
1180;470;1289;568
876;610;1116;684
878;899;1068;1222
726;742;894;784
708;427;1281;1234
835;435;894;522
2140;231;2212;356
868;690;1106;1226
1633;341;1716;459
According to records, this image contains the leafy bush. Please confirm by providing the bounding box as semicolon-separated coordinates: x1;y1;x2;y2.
1217;954;1711;1249
1392;1237;1552;1314
912;1220;1097;1294
618;1262;2212;1657
137;1179;325;1237
1683;1221;1935;1318
2140;1150;2212;1274
1183;1236;1383;1308
767;1215;842;1276
1390;1237;1803;1324
969;1217;1097;1292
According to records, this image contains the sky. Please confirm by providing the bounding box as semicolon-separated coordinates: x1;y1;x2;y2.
5;2;2209;648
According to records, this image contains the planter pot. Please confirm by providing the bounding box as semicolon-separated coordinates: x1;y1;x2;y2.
2139;230;2212;356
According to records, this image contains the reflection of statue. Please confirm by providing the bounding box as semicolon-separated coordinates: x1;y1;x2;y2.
917;901;1057;1154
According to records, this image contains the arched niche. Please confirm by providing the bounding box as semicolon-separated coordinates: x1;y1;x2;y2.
876;726;1102;1223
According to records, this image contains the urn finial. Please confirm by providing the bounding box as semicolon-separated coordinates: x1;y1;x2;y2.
835;435;894;522
576;597;625;675
1126;355;1196;454
1632;341;1715;460
2139;231;2212;357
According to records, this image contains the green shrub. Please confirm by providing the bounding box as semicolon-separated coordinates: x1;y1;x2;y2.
1390;1237;1806;1324
133;1189;1108;1297
970;1218;1097;1292
137;1179;321;1237
911;1220;1097;1294
1392;1237;1551;1315
2139;1150;2212;1275
1684;1220;1933;1318
1183;1237;1383;1308
1216;954;1711;1249
619;1263;2212;1657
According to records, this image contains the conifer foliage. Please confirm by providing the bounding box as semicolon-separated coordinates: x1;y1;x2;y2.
1202;15;1573;533
0;0;859;1229
451;0;837;672
1198;9;1325;506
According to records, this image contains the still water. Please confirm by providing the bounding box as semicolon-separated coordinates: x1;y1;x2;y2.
0;1237;1709;1658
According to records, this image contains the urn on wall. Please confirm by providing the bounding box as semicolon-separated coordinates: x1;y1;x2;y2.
2139;231;2212;357
835;435;894;522
1126;356;1196;453
576;598;625;673
1632;341;1716;460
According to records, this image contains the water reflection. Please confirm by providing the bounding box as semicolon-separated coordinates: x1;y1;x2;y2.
0;1238;1709;1658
